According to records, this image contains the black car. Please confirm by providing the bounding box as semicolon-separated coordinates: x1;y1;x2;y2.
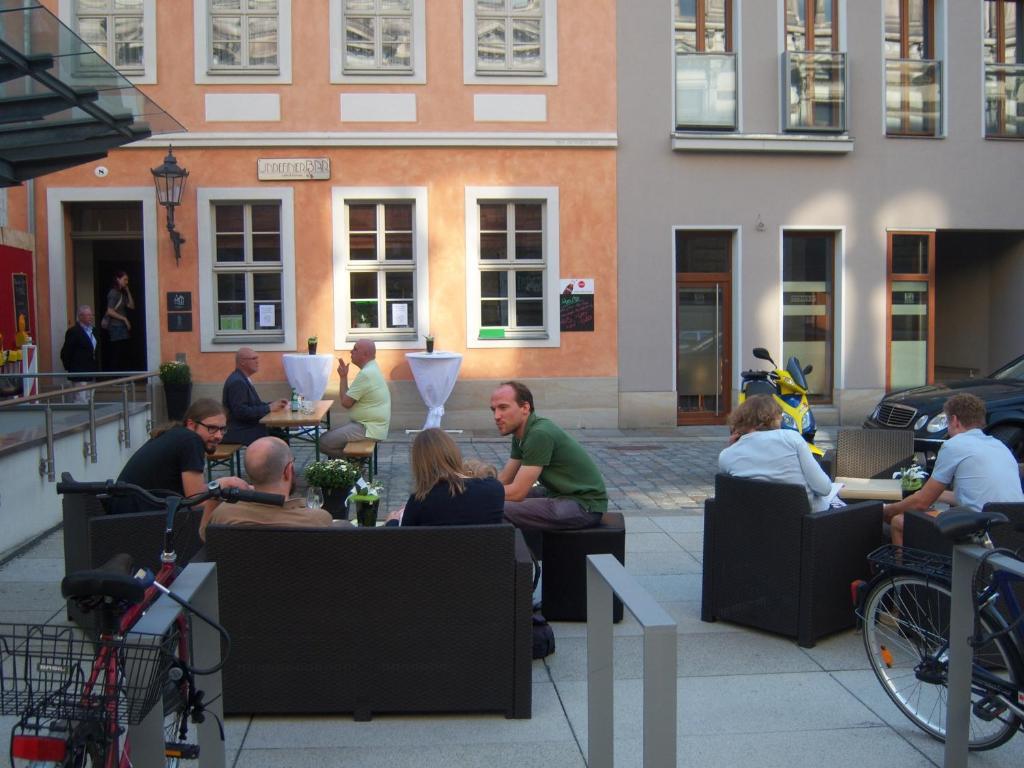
863;354;1024;466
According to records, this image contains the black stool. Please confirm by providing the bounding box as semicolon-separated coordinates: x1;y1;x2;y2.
540;513;626;622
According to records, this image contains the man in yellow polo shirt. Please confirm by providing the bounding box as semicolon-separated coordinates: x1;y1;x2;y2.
320;339;391;455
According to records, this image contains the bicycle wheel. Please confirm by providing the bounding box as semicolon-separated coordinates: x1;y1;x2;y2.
862;574;1023;750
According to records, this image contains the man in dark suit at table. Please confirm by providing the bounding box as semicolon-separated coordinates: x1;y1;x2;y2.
60;305;99;403
222;348;289;445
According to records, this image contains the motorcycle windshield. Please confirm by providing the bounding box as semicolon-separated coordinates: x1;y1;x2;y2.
785;357;808;391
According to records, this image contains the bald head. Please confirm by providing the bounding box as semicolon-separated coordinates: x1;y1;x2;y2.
351;339;376;369
244;437;293;487
235;347;260;376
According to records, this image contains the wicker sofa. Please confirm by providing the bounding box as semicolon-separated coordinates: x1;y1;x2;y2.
198;523;534;719
701;473;883;647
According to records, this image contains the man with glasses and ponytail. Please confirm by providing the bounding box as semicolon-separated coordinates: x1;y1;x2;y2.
107;398;250;515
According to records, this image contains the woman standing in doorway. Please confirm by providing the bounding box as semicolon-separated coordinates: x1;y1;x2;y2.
104;270;135;372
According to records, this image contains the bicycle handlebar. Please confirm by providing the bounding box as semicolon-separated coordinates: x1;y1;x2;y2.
57;473;285;508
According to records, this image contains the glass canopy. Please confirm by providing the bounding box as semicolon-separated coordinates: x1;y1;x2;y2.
0;0;183;186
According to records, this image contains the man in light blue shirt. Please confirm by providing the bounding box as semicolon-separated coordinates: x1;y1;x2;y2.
883;393;1023;544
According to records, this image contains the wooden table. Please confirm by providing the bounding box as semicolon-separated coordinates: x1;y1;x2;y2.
260;399;333;460
835;476;903;502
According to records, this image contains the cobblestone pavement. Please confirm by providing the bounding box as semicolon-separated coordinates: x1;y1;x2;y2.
291;431;734;516
291;426;842;516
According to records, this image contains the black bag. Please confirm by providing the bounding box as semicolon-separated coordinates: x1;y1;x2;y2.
532;611;555;659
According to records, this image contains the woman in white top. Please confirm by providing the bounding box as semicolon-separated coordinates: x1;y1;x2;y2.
718;395;833;512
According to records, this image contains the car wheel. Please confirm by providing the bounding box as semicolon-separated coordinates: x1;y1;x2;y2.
989;425;1024;462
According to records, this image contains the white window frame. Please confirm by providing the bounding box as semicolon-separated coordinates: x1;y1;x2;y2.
198;187;296;352
193;0;292;84
60;0;157;84
330;0;426;84
465;186;560;349
463;0;558;85
332;187;429;350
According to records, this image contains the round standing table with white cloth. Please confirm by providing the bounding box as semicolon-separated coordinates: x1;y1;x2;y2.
405;352;463;429
282;353;334;401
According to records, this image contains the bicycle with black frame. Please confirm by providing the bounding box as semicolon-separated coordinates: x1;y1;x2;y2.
1;475;283;767
855;507;1024;750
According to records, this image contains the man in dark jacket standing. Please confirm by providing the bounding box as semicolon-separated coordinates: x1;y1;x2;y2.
222;347;289;445
60;305;99;402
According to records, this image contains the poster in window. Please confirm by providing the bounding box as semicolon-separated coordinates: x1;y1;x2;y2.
560;278;594;332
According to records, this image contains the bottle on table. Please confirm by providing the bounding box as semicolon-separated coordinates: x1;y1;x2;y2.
290;388;299;412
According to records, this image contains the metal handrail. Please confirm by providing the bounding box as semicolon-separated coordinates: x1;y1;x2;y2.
0;370;159;480
586;554;677;768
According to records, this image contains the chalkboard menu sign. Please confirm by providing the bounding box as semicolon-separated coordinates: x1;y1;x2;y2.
12;273;29;330
559;278;595;332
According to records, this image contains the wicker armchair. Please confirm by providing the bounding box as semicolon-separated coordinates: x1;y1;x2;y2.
701;474;883;647
905;502;1024;610
62;492;203;629
834;428;915;479
199;523;533;719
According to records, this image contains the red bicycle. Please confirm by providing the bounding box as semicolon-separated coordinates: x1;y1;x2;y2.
2;475;282;767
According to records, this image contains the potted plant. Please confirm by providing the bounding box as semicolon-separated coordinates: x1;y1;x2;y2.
159;360;192;421
349;479;384;527
424;334;435;354
893;463;929;498
307;335;318;355
304;458;359;519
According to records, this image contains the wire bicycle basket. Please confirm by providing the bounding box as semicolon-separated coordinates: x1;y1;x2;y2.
0;623;174;727
867;545;953;582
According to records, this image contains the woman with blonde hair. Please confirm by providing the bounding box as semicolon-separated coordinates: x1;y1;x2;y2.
718;394;833;512
388;428;504;526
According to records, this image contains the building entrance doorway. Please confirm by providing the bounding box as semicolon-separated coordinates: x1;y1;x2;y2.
675;231;732;425
69;203;147;375
886;229;1024;388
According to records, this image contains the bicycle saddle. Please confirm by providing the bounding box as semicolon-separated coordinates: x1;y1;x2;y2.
61;552;145;605
933;508;1009;542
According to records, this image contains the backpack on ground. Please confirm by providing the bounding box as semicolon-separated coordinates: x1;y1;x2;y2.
532;611;555;659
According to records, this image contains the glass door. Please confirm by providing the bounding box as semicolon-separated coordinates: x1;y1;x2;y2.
677;284;730;422
675;230;732;424
887;231;934;387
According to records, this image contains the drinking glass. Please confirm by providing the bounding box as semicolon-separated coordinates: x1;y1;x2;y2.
305;486;324;510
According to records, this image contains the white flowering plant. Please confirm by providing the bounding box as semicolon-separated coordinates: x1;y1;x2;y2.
892;463;929;492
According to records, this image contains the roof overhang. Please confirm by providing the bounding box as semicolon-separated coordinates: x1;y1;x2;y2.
0;1;183;186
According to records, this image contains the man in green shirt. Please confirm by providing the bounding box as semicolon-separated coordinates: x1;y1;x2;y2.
320;339;391;456
491;381;608;529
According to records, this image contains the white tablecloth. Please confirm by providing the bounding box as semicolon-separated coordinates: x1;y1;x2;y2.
282;353;334;401
405;352;463;429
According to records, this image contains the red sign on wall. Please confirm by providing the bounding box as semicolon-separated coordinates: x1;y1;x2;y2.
0;245;35;350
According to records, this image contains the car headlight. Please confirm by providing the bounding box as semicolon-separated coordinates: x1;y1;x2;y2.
781;413;797;430
914;414;928;431
801;411;812;431
926;413;948;433
871;407;880;420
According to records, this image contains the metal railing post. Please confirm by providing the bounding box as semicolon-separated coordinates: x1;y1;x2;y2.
944;545;1024;768
86;391;98;462
120;382;131;448
130;563;225;768
586;554;677;768
40;403;55;481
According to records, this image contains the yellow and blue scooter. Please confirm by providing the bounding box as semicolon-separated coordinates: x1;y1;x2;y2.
739;347;824;457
